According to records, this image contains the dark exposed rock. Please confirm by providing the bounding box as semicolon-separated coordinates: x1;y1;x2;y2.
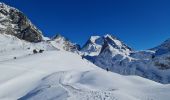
0;2;43;42
39;49;44;53
33;49;38;54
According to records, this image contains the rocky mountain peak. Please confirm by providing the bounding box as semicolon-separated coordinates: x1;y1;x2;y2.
151;38;170;55
88;36;101;43
81;34;132;56
0;2;43;42
81;35;104;56
52;34;68;41
51;34;80;52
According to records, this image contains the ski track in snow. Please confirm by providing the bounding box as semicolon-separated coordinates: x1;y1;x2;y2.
61;81;117;100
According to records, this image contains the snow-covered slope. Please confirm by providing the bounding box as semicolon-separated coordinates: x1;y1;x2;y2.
0;34;56;61
0;2;170;100
0;32;169;100
0;50;169;100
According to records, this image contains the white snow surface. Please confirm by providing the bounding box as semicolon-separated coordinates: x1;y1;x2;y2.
81;35;104;56
0;34;169;100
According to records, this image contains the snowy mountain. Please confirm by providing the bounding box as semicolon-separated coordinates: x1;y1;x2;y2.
81;34;132;56
0;2;170;100
0;2;43;42
81;34;170;84
49;34;80;53
81;34;133;73
81;36;104;56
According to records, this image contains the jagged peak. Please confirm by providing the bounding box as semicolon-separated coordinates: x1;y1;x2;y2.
52;34;79;46
104;34;117;40
81;34;132;56
0;2;43;42
82;34;131;48
0;2;9;8
89;36;101;43
87;34;118;44
103;34;132;50
52;34;69;41
51;34;80;52
0;2;19;13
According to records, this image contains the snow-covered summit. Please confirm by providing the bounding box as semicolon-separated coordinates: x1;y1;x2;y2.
100;34;132;55
81;34;132;56
50;34;80;52
81;35;104;56
0;2;43;42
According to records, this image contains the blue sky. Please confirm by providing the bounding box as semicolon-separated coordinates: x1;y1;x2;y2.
1;0;170;50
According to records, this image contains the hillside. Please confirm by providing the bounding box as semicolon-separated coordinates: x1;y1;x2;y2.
0;50;169;100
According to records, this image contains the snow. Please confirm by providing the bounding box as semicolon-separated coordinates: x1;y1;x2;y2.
0;34;56;61
90;36;101;43
81;34;170;84
49;35;80;53
81;36;104;56
81;34;132;57
0;45;169;100
0;34;168;100
104;34;122;47
0;2;169;100
0;24;6;29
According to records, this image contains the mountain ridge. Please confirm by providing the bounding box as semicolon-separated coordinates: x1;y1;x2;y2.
0;2;43;42
1;2;170;84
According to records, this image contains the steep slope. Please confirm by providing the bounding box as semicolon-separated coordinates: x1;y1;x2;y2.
49;34;80;53
81;36;104;56
0;2;43;42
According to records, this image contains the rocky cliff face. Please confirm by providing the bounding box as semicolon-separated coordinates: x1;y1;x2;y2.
0;2;43;42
